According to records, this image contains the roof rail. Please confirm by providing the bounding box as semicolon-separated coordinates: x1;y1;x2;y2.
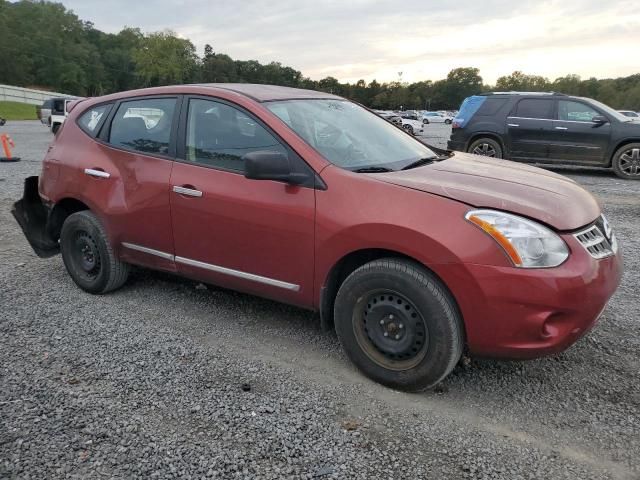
479;91;568;96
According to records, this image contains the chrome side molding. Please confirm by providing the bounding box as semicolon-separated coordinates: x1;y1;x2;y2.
120;242;299;291
121;242;174;261
174;256;300;291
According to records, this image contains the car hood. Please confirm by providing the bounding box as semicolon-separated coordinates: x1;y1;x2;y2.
374;152;600;231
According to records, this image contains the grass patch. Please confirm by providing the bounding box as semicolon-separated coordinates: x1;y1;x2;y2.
0;101;38;120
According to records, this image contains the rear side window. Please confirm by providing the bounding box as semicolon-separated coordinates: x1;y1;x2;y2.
512;99;554;119
109;98;176;155
78;104;110;135
476;98;507;116
184;98;286;172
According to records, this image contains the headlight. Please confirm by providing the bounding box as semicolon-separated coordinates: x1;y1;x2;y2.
465;209;569;268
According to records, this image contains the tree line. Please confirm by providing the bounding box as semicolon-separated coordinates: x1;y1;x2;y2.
1;0;639;111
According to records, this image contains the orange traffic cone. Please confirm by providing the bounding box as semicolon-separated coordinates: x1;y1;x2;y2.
0;133;21;162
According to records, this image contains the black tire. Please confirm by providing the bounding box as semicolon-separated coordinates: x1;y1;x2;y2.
445;119;452;125
422;119;430;125
334;258;463;392
51;123;60;134
468;137;503;158
611;143;640;179
403;124;414;135
60;211;129;294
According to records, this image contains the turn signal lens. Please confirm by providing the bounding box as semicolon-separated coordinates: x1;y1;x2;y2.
465;210;569;268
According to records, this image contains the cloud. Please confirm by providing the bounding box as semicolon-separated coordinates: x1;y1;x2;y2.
60;0;640;84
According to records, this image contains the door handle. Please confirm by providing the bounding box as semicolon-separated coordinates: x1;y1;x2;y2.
508;123;519;127
555;126;568;130
173;185;203;197
84;168;110;178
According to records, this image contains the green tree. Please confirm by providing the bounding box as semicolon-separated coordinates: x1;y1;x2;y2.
133;30;198;86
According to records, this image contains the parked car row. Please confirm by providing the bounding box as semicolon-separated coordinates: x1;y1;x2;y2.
374;110;423;135
448;92;640;179
13;84;622;392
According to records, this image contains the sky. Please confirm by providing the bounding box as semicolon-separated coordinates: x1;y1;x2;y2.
60;0;640;85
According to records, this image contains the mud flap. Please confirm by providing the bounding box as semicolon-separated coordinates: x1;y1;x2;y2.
11;176;60;258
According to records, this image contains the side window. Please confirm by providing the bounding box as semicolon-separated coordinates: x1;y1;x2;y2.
78;104;110;135
513;99;554;119
558;101;600;122
477;98;507;116
185;98;286;172
109;98;176;155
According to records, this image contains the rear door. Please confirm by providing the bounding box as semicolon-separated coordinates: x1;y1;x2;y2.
94;96;178;271
506;98;555;160
548;99;611;164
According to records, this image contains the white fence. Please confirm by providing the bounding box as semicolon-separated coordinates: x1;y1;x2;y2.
0;84;77;106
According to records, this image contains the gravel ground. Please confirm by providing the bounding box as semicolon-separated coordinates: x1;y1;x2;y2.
1;121;639;479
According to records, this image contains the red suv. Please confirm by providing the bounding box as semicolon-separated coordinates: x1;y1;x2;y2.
13;84;622;391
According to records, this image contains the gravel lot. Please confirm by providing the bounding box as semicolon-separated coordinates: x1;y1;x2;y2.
1;121;639;479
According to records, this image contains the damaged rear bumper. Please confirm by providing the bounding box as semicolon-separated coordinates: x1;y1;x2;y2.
11;176;60;258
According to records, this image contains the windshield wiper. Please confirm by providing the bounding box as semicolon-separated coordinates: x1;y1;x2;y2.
352;166;394;173
400;156;439;170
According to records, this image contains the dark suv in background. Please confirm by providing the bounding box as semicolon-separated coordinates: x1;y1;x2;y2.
448;92;640;179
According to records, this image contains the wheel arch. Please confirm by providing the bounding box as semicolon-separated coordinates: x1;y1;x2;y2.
48;197;91;241
609;138;640;167
318;248;465;343
466;132;505;155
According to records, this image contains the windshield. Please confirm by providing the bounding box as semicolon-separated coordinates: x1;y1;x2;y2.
266;99;437;170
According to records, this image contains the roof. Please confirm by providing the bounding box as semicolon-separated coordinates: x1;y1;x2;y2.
480;91;568;97
195;83;342;102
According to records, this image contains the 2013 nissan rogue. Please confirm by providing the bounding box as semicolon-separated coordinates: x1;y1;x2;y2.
12;84;623;391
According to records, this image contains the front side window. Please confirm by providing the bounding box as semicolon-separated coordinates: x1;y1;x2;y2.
513;99;554;119
78;104;110;135
109;98;176;155
557;100;599;122
266;99;436;171
185;98;286;172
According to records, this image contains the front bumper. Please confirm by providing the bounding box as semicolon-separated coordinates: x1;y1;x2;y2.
447;139;465;152
435;236;623;359
11;176;59;258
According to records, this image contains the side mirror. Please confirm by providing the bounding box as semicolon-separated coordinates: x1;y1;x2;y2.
243;150;309;185
592;115;608;125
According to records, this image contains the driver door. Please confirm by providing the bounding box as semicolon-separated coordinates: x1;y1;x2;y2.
169;97;317;307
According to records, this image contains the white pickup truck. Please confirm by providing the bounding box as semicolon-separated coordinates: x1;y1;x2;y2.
40;97;78;133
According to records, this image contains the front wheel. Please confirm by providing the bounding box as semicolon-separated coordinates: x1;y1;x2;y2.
468;138;503;158
612;143;640;179
51;123;60;134
445;119;452;125
403;124;414;135
422;119;430;125
334;259;463;391
60;211;130;294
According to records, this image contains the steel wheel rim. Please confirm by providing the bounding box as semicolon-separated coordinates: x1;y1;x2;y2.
472;143;496;157
71;231;101;280
352;289;429;371
618;148;640;176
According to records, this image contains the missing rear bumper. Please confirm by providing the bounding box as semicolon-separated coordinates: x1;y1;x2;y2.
11;176;60;258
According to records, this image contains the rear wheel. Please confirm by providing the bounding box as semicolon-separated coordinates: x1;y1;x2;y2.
60;211;129;294
422;119;430;125
334;258;463;391
612;143;640;179
445;119;452;125
468;138;503;158
51;123;60;134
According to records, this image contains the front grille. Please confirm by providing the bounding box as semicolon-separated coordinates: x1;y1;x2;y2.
574;215;617;259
